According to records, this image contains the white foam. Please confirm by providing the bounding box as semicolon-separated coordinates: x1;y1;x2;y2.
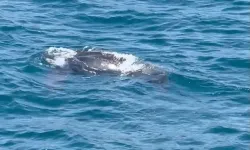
102;51;144;74
45;47;77;67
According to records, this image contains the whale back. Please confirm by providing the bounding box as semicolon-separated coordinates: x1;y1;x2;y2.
43;47;167;83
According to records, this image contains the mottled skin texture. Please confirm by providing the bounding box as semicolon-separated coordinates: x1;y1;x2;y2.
67;51;125;75
46;50;167;83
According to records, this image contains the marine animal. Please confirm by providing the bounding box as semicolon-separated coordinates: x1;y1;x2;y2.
43;47;166;83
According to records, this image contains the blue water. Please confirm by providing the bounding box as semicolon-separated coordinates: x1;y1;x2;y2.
0;0;249;149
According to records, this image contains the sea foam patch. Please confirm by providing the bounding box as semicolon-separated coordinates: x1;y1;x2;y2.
45;47;77;67
102;51;145;74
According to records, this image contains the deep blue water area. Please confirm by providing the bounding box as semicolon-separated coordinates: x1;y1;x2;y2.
0;0;249;149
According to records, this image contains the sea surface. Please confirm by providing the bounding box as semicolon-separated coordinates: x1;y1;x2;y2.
0;0;249;150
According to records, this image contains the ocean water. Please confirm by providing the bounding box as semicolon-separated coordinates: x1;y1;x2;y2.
0;0;249;149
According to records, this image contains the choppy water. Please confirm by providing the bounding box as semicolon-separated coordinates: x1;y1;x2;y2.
0;0;250;149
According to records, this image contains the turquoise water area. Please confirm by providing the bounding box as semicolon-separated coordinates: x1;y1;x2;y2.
0;0;249;149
